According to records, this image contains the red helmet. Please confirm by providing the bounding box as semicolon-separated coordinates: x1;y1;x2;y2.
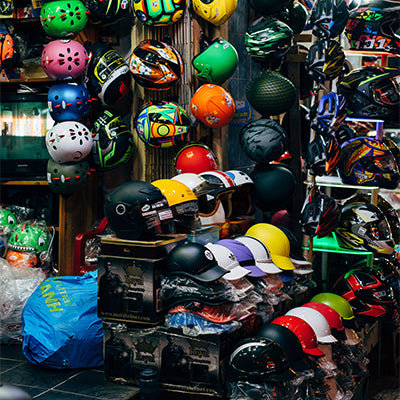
174;143;218;174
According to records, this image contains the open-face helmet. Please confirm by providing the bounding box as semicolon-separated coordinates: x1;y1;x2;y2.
311;292;355;325
133;0;186;25
225;170;256;217
171;173;220;197
192;0;237;26
174;143;218;174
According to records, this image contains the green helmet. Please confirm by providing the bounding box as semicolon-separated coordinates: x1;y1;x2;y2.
192;37;238;85
0;208;17;236
311;292;355;321
40;0;88;38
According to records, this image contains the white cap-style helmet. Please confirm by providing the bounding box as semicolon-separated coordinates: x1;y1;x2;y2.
171;173;220;197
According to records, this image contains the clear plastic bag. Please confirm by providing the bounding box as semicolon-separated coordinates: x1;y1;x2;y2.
227;380;292;400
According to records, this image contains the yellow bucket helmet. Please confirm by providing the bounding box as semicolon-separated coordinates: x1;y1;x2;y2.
192;0;237;26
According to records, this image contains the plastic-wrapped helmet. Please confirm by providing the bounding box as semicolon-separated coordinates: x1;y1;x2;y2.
345;5;400;55
335;123;357;147
129;39;183;90
352;257;399;286
337;66;400;119
6;249;38;268
192;0;237;26
133;0;186;26
84;0;130;25
306;133;340;175
245;17;294;63
40;0;88;38
174;143;218;174
225;170;256;217
311;292;355;324
47;82;91;122
171;173;221;197
47;158;91;195
228;337;296;383
190;84;235;128
90;108;134;170
135;101;190;148
306;39;345;82
337;137;400;189
41;39;89;81
104;181;175;240
248;0;293;15
335;202;395;255
192;37;238;85
309;0;349;39
239;118;288;163
333;268;398;320
0;208;17;237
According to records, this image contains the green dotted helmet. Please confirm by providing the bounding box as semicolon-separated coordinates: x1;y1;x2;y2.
40;0;88;38
133;0;186;26
192;37;238;85
311;292;355;322
0;208;17;236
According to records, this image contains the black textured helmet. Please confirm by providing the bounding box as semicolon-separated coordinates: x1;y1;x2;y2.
239;118;289;163
228;336;297;383
104;181;175;240
84;0;130;24
306;133;340;176
337;66;400;119
306;39;345;82
335;123;357;147
164;242;228;283
248;0;293;15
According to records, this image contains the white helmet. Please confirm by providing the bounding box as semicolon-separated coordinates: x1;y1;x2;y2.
46;121;93;163
199;198;226;226
225;169;253;186
171;173;220;197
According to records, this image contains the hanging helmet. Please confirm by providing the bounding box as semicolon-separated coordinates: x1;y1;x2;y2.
0;31;18;70
190;84;235;129
47;83;91;122
151;179;200;230
192;37;238;84
129;39;183;90
335;123;357;147
90;108;134;170
239;118;289;164
377;195;400;244
0;208;17;237
352;257;399;286
311;292;355;325
171;173;221;197
192;0;237;26
228;337;296;383
6;249;38;268
47;158;91;195
84;0;130;25
245;17;294;63
248;0;292;15
164;242;227;282
382;136;400;168
104;181;175;240
133;0;186;26
286;1;309;34
0;0;14;15
174;143;218;174
85;42;131;106
345;5;400;55
309;0;349;39
337;66;400;119
41;39;89;81
335;202;395;255
306;39;345;82
225;170;256;217
135;101;190;148
246;71;297;117
40;0;88;38
337;137;400;189
333;268;398;320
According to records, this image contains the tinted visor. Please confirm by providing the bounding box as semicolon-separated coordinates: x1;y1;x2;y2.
372;78;400;107
360;153;397;174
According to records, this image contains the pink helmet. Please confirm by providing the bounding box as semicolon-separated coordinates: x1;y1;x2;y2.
41;39;89;81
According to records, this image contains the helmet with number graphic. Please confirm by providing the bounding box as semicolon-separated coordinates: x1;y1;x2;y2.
135;101;190;148
129;39;183;90
46;121;93;163
225;170;256;216
40;0;88;38
48;83;91;122
192;0;237;26
174;143;218;174
133;0;186;26
311;292;355;324
104;181;175;240
0;208;17;237
171;173;220;197
84;0;130;24
41;39;89;80
190;84;235;128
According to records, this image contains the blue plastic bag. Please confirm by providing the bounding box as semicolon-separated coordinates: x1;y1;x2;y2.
22;270;104;369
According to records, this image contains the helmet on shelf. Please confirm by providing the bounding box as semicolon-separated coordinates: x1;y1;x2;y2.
311;292;355;323
174;143;218;174
335;123;357;147
171;173;220;197
382;137;400;168
192;0;237;26
133;0;186;25
352;257;399;286
377;195;400;244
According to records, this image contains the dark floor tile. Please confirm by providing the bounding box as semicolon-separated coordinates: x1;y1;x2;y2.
9;385;48;397
0;343;25;360
0;358;25;373
35;389;108;399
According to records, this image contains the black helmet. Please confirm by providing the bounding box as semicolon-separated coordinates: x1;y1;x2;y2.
377;195;400;244
306;133;340;176
286;1;309;35
248;0;293;15
352;257;399;286
84;0;130;24
164;242;228;283
239;118;289;163
337;66;400;119
382;136;400;168
104;181;175;240
228;336;297;383
335;123;357;147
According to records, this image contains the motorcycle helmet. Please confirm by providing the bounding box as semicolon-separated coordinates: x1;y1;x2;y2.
335;202;395;255
47;83;91;122
171;172;220;197
135;101;190;148
311;292;355;324
90;108;134;170
133;0;186;25
246;71;297;117
129;39;183;90
164;242;228;282
41;39;89;81
352;257;399;286
192;37;238;84
192;0;237;26
248;0;293;15
335;123;357;147
84;0;130;25
190;84;235;128
0;208;17;237
377;195;400;244
337;137;400;189
333;268;398;320
104;181;175;240
40;0;88;38
382;137;400;168
306;133;340;175
286;1;309;34
345;5;400;55
239;118;289;163
228;337;296;383
337;66;400;119
174;143;218;174
225;170;256;217
46;121;93;163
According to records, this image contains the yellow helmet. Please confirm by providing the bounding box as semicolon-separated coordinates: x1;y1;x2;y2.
192;0;237;26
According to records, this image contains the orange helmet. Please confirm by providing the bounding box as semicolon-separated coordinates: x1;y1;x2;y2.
6;249;38;268
190;84;235;128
